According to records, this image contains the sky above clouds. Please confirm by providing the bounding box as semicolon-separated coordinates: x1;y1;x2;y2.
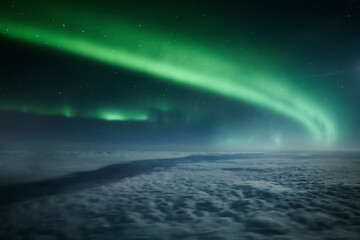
0;0;359;150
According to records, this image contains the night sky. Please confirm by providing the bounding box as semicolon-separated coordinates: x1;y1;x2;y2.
1;0;360;151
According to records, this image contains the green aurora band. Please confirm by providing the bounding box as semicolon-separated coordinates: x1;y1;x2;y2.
0;10;337;144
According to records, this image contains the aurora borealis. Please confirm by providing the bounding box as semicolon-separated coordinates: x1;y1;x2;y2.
0;0;359;150
2;2;360;239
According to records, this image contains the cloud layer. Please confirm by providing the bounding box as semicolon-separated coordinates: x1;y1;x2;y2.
1;152;360;239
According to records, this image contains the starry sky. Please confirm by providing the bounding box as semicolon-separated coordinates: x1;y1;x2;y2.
0;0;359;151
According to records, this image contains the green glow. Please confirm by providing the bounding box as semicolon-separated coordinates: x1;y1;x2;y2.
95;109;149;121
0;104;151;122
0;10;337;144
273;134;282;146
